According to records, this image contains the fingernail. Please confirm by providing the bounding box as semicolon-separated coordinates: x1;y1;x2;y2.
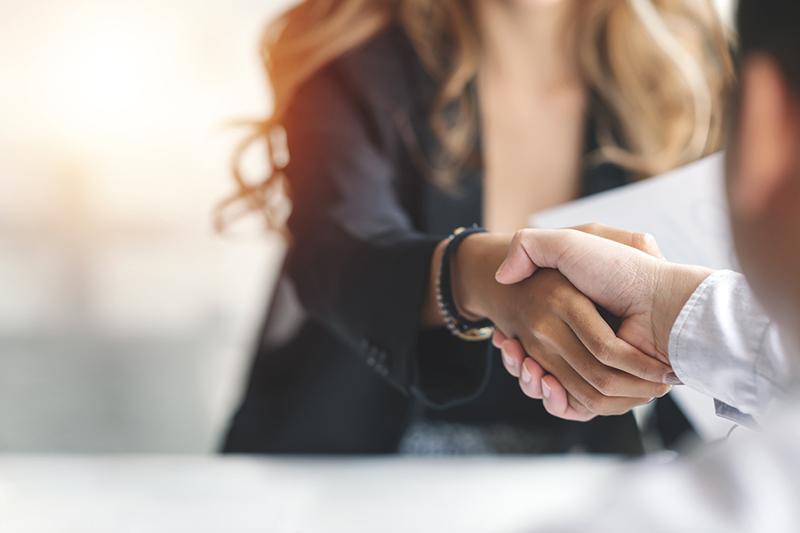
542;380;551;399
664;372;683;386
521;365;532;384
503;353;517;371
494;262;507;281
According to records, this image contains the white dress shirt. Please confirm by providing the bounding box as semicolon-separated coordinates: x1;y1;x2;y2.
669;270;796;420
537;270;800;533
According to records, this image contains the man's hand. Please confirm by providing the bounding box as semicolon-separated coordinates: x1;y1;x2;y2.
495;228;711;359
571;223;665;260
494;227;712;420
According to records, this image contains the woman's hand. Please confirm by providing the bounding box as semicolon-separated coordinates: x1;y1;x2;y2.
452;232;673;421
494;328;595;421
491;269;671;420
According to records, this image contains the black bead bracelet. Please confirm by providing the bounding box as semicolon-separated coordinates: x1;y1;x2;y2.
436;226;495;341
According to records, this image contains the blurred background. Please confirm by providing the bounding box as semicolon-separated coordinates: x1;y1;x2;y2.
0;0;737;454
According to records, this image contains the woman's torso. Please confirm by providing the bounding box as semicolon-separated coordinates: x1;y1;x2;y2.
222;25;651;456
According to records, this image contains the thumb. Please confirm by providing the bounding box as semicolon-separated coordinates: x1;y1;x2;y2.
495;231;539;285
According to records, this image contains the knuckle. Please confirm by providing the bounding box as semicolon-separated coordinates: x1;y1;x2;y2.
635;360;654;381
501;345;519;362
523;357;541;375
591;373;613;396
631;231;646;249
512;229;529;244
553;277;578;297
638;359;666;385
569;398;598;421
521;337;539;355
589;395;616;416
631;232;656;253
562;303;580;323
640;383;662;399
521;349;538;366
543;291;564;313
583;222;601;234
530;322;553;344
592;338;614;364
550;290;581;317
528;352;552;373
582;393;601;413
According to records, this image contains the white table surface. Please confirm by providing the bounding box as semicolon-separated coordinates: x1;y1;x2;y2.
0;455;624;533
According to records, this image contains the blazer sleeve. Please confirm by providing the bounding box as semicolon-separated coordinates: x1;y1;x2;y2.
281;63;490;406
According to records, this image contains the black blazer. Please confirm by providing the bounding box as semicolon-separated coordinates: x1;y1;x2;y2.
222;25;648;455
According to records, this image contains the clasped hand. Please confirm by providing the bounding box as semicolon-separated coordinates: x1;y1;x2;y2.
482;224;708;422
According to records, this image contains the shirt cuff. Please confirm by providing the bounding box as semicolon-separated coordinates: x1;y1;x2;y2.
714;400;758;429
668;270;768;416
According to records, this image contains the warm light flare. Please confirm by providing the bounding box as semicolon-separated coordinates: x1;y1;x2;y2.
41;4;185;148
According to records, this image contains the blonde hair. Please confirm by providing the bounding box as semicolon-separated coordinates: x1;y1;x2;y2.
217;0;733;231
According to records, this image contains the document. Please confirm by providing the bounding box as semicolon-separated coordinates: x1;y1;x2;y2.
532;152;737;440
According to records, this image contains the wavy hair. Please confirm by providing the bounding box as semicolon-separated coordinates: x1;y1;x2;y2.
217;0;734;231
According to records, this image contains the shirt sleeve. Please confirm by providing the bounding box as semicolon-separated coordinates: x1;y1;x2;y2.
668;270;793;418
281;63;490;406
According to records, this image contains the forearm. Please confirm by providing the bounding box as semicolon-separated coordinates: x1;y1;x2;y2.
417;235;499;407
455;233;515;320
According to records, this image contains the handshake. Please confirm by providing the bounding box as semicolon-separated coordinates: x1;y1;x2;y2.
454;224;712;422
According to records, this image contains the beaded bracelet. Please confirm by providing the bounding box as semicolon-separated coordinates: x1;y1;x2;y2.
436;226;495;342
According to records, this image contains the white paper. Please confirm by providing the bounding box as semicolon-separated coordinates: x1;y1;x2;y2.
532;153;738;441
533;153;737;270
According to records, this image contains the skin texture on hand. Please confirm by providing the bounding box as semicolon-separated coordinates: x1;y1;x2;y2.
452;231;673;421
494;227;712;420
491;269;671;418
495;228;711;358
494;328;593;421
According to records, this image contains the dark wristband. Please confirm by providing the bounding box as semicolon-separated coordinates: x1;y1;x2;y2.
436;226;495;341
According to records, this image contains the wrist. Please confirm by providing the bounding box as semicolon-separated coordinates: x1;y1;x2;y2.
452;232;513;321
652;263;713;361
